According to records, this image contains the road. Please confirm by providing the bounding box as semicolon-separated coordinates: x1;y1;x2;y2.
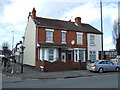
2;73;119;88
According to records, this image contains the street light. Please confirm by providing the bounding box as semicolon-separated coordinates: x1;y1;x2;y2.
20;45;25;73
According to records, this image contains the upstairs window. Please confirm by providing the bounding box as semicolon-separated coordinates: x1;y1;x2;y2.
46;29;54;42
77;32;83;45
90;35;95;45
61;31;66;43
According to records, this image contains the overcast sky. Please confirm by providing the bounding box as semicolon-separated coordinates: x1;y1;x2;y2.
0;0;119;50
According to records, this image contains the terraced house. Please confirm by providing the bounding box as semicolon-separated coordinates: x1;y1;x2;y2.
23;8;102;71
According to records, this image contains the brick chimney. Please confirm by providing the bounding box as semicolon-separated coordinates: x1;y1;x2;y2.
32;8;36;19
75;17;81;26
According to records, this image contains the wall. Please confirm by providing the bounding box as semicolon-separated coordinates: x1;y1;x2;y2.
66;31;87;48
37;28;87;48
42;60;86;72
87;34;102;60
23;17;36;66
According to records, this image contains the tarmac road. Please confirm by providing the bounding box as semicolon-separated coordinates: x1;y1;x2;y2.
2;72;119;88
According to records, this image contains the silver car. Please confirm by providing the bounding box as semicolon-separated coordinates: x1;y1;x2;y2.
110;58;120;65
87;60;120;73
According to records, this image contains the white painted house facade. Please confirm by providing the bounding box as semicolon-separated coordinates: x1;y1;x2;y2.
87;34;102;61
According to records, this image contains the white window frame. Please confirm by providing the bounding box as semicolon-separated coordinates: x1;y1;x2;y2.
79;50;85;62
90;35;95;45
89;51;96;61
61;31;66;43
46;29;54;43
77;32;83;45
40;48;44;61
74;48;85;62
48;49;54;61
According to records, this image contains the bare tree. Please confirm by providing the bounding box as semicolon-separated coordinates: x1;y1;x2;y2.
2;42;12;57
112;18;120;55
112;18;120;44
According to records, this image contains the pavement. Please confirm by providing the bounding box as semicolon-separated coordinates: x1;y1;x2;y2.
0;61;116;80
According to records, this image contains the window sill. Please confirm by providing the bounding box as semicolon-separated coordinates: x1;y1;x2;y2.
90;44;96;46
77;43;83;45
61;42;67;44
46;41;54;43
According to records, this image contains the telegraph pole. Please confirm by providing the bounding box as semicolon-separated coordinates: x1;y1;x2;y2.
100;0;104;59
11;31;15;74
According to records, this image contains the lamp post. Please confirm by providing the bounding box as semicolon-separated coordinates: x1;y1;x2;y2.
20;45;25;73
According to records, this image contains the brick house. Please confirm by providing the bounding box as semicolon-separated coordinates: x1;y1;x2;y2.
23;8;102;71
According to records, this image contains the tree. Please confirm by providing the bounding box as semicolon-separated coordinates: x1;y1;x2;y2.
2;42;12;57
112;18;120;55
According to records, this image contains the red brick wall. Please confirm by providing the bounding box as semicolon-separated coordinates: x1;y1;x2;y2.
38;60;86;72
53;29;62;43
38;28;46;42
43;60;76;72
66;31;87;48
37;28;87;48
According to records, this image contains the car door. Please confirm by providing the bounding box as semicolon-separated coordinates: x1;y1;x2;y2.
106;61;115;71
98;61;107;71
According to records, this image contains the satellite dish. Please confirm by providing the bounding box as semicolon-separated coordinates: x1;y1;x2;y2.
71;40;75;45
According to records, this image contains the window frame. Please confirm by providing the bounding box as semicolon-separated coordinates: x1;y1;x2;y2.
48;49;54;61
61;31;66;43
90;35;95;45
89;51;96;61
77;32;83;45
46;29;54;43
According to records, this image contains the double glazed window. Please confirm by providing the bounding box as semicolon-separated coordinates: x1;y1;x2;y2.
74;50;85;62
90;35;95;45
77;32;83;45
48;49;54;61
46;29;54;42
90;51;96;61
62;31;66;43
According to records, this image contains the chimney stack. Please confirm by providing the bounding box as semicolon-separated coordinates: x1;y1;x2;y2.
32;8;36;19
75;17;81;26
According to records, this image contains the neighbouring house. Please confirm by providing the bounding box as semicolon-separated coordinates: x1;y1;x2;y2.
23;8;102;71
99;49;117;60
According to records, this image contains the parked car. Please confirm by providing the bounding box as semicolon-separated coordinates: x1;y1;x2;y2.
110;58;120;65
86;60;120;73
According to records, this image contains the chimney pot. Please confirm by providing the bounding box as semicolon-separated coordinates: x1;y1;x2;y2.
75;17;81;26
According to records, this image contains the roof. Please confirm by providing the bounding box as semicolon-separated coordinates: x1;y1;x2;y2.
34;17;102;34
38;42;69;48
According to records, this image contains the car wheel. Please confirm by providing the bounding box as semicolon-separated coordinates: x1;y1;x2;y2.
98;68;104;73
115;67;119;72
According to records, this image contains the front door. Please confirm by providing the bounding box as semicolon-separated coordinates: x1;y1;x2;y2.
61;52;66;62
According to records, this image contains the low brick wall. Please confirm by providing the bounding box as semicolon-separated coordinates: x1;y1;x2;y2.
36;60;87;72
43;60;73;72
40;60;86;72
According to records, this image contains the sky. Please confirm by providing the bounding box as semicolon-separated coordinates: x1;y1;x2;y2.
0;0;119;50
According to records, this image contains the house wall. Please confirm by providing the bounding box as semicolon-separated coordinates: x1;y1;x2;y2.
23;17;36;66
37;28;87;48
66;31;87;48
87;34;102;60
54;29;62;43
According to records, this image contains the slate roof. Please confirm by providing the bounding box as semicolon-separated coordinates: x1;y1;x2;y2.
34;17;102;34
38;42;69;48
